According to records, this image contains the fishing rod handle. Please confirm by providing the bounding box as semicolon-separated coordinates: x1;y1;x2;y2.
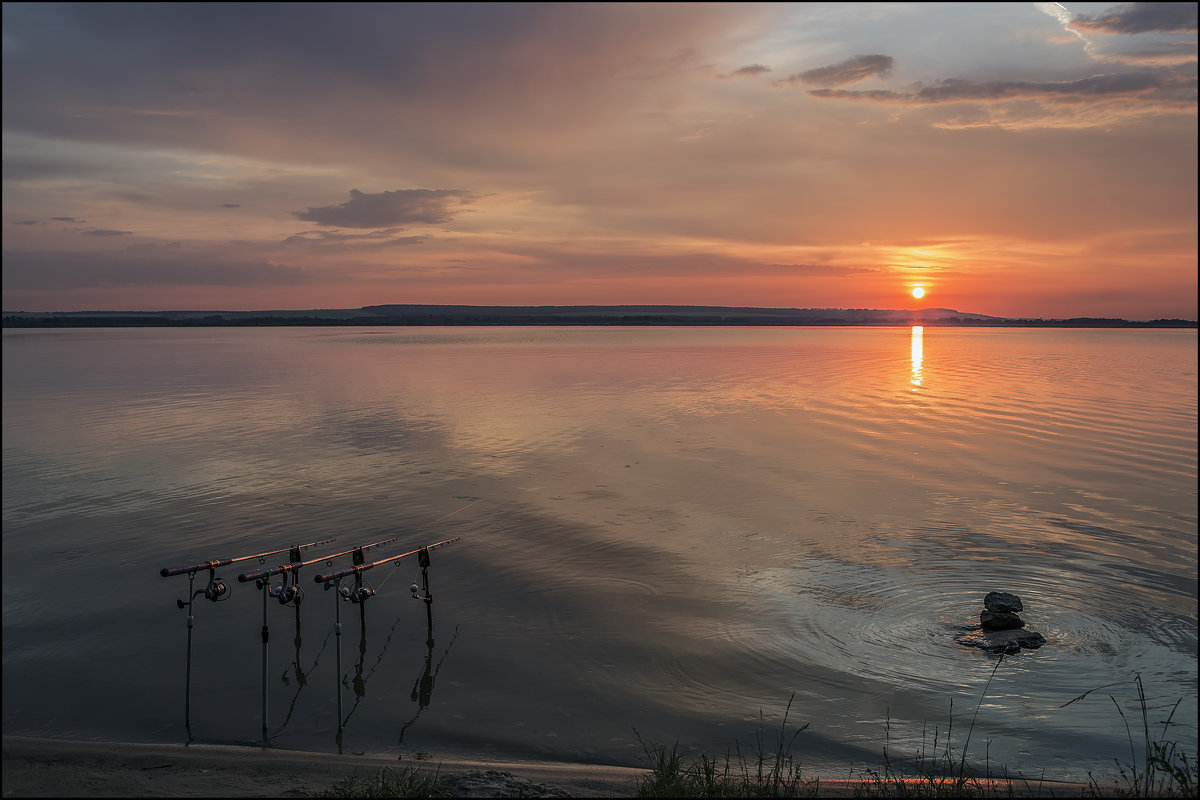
160;537;338;582
238;564;293;583
161;559;230;577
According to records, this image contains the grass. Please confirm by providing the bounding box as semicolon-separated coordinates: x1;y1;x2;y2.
319;765;450;798
633;664;1196;799
849;655;1034;798
1062;673;1197;798
318;671;1196;798
635;692;820;797
634;656;1026;799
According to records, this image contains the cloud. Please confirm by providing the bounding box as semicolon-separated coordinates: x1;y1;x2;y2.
282;228;428;249
807;70;1197;127
51;216;83;222
779;55;894;88
768;263;878;275
1071;3;1198;34
810;71;1191;103
220;203;240;208
286;228;404;242
489;243;882;281
0;3;773;171
1;248;312;290
82;228;133;237
293;188;476;228
721;64;771;79
1098;45;1199;66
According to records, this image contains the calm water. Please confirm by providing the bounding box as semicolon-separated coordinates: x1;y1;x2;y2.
2;326;1196;780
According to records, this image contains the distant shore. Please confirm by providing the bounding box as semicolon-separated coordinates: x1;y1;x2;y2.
3;303;1196;330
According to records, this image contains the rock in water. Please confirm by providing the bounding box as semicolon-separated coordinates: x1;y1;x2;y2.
964;633;1041;657
956;590;1046;654
983;591;1023;613
980;610;1025;630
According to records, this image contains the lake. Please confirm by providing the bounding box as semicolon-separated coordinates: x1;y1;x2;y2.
2;325;1196;782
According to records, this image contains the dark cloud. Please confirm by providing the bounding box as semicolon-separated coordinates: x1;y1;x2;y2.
2;152;98;181
1;3;764;165
293;188;476;228
51;216;83;222
1099;44;1199;66
1;248;311;290
1071;3;1198;34
282;228;427;249
808;70;1196;105
287;227;404;241
220;203;240;208
114;192;153;204
780;55;894;88
721;64;771;79
82;229;133;237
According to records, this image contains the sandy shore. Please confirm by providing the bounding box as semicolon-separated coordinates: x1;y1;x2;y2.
3;735;1106;798
2;735;647;798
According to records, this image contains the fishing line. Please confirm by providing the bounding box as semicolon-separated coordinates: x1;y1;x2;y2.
373;561;405;592
431;498;481;524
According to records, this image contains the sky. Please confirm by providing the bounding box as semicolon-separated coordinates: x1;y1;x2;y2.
2;2;1197;319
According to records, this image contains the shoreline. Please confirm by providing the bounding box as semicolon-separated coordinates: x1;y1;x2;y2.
3;734;1106;798
1;735;645;798
2;734;645;797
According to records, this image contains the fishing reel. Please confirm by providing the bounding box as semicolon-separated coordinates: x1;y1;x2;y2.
339;584;376;604
204;577;231;602
177;575;230;607
409;583;430;600
261;579;304;606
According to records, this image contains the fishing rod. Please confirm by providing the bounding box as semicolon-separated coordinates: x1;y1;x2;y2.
160;537;336;733
236;535;403;589
234;535;400;744
314;536;461;740
160;538;336;580
313;537;461;589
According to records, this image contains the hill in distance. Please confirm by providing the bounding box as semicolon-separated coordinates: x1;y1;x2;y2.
2;304;1195;327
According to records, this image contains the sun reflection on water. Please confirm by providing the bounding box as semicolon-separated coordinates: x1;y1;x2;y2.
910;325;923;388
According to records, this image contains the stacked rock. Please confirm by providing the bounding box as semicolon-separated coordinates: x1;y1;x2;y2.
981;591;1025;630
975;591;1046;654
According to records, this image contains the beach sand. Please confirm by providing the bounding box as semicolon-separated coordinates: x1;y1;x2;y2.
2;735;645;798
2;735;1106;798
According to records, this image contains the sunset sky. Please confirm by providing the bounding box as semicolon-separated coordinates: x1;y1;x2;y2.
3;2;1197;318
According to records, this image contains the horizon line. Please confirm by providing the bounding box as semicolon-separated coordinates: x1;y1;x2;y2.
3;303;1196;324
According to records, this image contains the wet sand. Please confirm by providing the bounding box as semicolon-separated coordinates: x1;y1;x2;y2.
1;735;644;797
2;735;1104;797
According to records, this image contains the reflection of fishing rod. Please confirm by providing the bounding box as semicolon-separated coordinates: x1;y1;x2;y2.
314;537;461;740
235;535;401;745
275;625;332;737
398;625;459;746
337;607;406;751
159;537;336;734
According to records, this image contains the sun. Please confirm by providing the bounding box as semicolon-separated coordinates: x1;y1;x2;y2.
911;286;925;299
